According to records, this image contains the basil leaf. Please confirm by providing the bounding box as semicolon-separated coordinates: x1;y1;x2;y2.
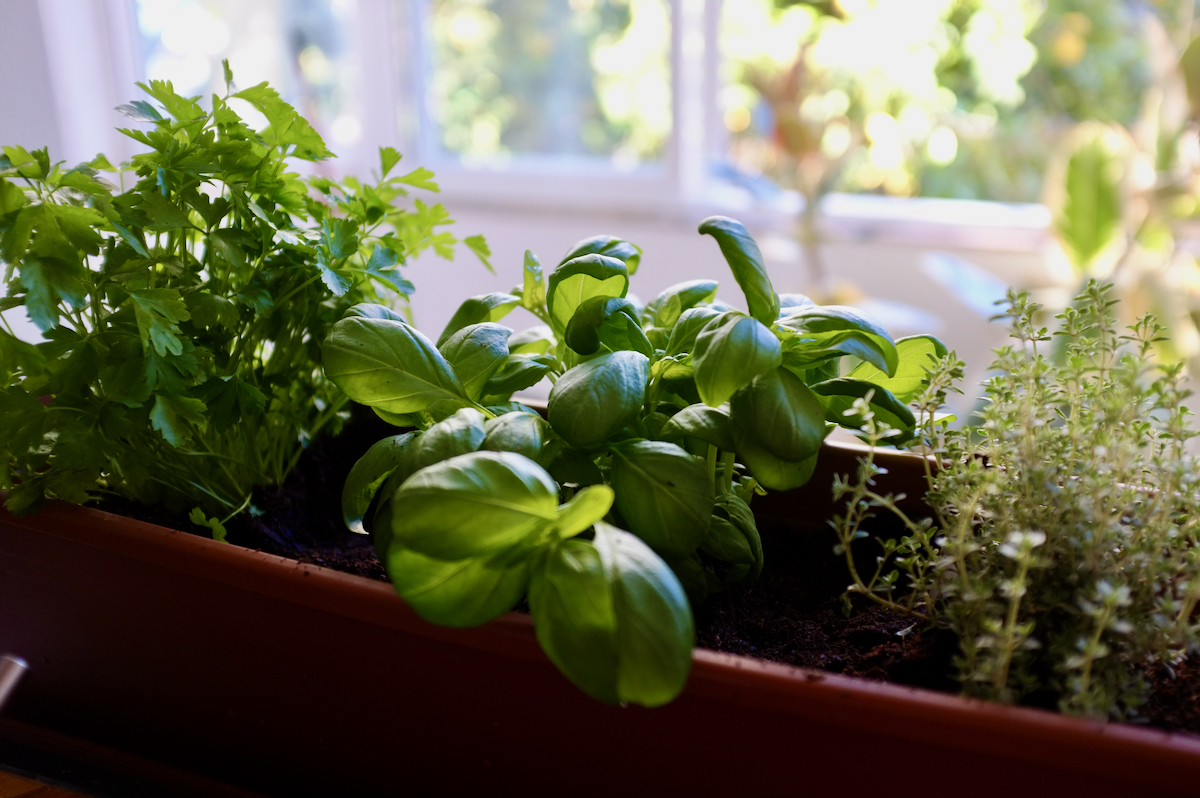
729;367;826;462
556;484;616;538
341;431;418;534
781;329;893;375
610;441;713;557
650;354;693;382
402;407;488;475
520;249;546;313
733;423;820;491
547;447;605;487
383;450;558;561
530;539;620;703
643;279;719;327
778;293;816;314
698;216;779;326
845;334;948;403
559;234;642;275
343;302;406;321
664;306;722;356
530;524;693;707
546;253;629;335
323;316;467;415
482;410;547;460
482;353;556;398
508;325;554;355
692;312;782;407
810;378;916;434
437;292;520;347
701;493;762;585
658;403;735;452
383;543;530;628
596;310;654;358
548;350;648;449
592;522;693;707
777;305;898;376
370;409;490;546
438;322;511;401
373;407;421;428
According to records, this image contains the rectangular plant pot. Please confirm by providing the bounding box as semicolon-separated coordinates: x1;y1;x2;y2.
2;441;1199;796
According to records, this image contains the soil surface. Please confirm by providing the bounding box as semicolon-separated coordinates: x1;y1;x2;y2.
98;412;1200;736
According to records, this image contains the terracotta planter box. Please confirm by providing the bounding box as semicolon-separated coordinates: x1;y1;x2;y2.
2;440;1199;796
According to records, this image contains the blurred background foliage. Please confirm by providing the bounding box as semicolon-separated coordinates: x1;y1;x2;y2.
429;0;670;167
721;0;1197;203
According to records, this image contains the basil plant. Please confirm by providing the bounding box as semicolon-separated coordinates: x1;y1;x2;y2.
321;216;942;706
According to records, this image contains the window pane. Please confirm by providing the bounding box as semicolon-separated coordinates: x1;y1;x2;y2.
427;0;671;169
135;0;362;150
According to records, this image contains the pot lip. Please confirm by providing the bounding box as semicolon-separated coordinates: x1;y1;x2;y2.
4;438;1200;777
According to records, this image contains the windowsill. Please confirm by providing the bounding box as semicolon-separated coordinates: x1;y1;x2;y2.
435;176;1053;255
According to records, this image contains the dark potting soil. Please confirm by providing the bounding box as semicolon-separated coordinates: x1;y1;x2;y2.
97;412;1200;736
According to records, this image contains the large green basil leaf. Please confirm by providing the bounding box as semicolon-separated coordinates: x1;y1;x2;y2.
483;353;557;398
733;424;821;491
382;450;557;560
546;253;629;335
664;306;722;356
810;378;916;434
845;334;948;403
437;292;521;347
529;539;620;703
530;524;693;707
729;368;825;462
384;544;530;628
559;234;642;275
323;316;468;415
658;403;735;452
777;305;898;376
482;410;547;460
693;312;782;407
438;322;512;401
592;522;693;707
341;431;418;535
643;280;719;327
555;484;615;538
610;440;712;557
548;350;648;449
698;216;779;326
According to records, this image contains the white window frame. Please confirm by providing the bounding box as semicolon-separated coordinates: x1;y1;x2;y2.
376;0;723;215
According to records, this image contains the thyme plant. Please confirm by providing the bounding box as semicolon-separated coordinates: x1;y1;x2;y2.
837;281;1200;718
